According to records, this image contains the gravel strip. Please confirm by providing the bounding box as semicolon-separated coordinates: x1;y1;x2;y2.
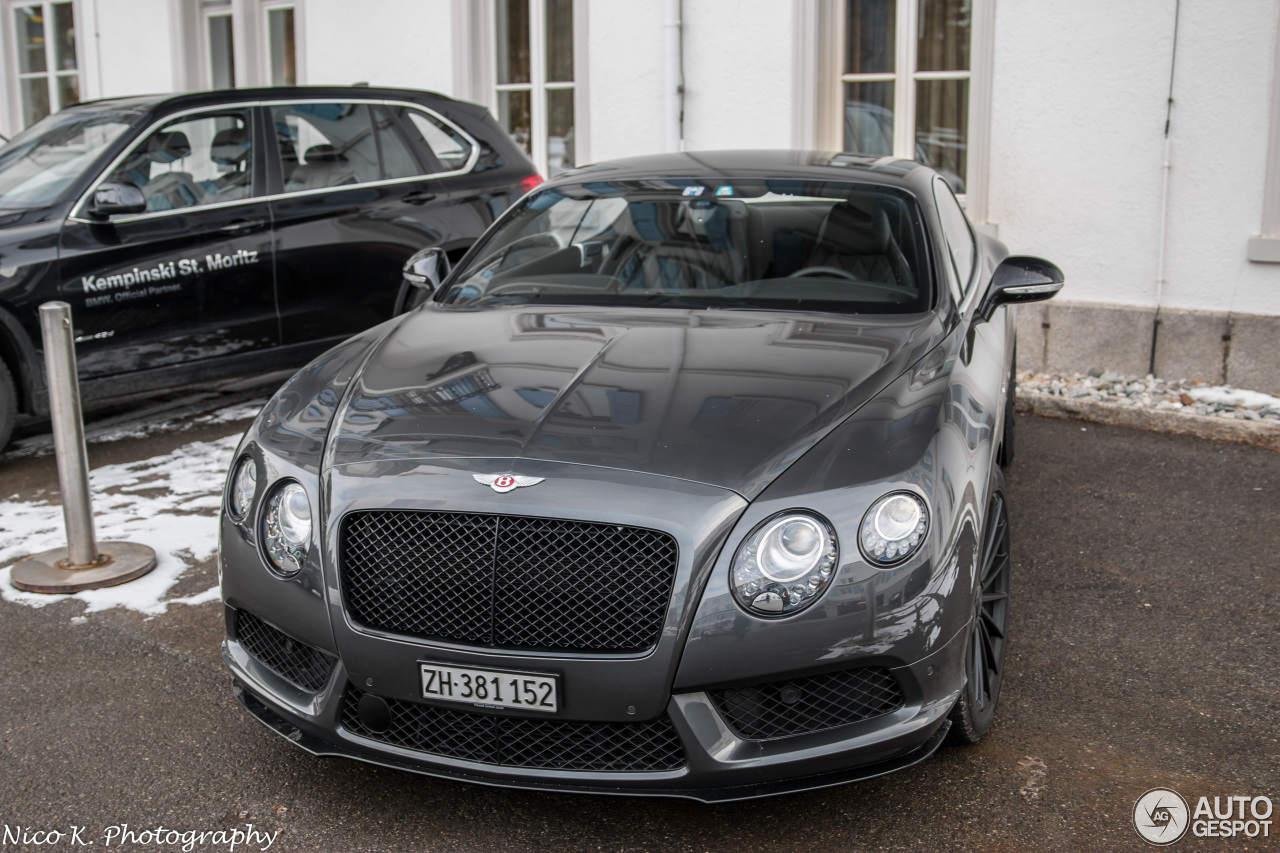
1016;371;1280;450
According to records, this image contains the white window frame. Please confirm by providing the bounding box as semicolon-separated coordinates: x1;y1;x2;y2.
795;0;994;225
3;0;83;132
1248;3;1280;262
474;0;589;177
201;5;235;89
259;1;302;87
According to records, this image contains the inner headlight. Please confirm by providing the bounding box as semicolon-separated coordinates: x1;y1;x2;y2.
228;456;257;520
261;481;312;575
731;512;838;616
859;492;929;566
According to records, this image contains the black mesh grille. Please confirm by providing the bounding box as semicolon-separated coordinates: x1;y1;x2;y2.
710;667;904;740
235;610;337;692
341;688;685;772
340;511;679;653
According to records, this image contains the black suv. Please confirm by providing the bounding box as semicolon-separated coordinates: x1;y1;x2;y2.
0;86;539;450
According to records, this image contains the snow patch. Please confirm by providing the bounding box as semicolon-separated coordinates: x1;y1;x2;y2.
0;435;238;615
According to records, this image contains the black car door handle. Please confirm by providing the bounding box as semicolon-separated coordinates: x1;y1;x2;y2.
401;190;437;205
218;219;266;233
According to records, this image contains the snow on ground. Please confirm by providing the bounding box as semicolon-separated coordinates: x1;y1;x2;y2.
1020;371;1280;421
0;433;240;615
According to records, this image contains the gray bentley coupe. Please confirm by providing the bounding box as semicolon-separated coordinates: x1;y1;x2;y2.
218;150;1064;801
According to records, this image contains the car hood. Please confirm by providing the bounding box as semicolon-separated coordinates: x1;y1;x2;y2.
328;304;947;497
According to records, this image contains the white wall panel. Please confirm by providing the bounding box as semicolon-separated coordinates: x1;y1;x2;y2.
302;0;454;94
92;0;179;97
584;0;665;161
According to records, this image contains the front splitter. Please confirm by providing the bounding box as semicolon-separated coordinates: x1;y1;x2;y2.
234;681;950;803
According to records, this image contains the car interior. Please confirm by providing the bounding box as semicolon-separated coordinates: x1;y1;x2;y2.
104;112;253;213
446;186;931;313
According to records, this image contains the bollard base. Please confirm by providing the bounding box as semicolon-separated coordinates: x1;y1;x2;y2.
10;541;158;594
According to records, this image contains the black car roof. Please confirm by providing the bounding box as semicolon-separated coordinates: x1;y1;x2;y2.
71;85;460;114
551;150;936;191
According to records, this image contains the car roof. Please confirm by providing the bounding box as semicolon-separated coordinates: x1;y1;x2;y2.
71;85;460;114
551;150;938;192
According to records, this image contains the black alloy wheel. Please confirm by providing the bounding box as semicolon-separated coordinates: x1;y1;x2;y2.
947;486;1010;743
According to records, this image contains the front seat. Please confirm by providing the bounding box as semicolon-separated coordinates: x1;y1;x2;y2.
806;202;913;288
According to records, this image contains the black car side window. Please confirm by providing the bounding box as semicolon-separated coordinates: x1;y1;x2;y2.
402;109;474;173
103;110;253;213
372;106;426;180
272;102;381;192
932;177;977;301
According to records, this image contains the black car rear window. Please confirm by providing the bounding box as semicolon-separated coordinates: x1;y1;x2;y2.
439;179;931;314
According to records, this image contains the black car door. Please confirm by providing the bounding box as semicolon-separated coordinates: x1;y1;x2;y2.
266;100;477;347
58;106;277;381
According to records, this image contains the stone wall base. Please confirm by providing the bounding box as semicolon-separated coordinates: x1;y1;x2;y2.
1015;301;1280;395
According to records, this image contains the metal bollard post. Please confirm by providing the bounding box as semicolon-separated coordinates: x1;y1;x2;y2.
11;302;156;594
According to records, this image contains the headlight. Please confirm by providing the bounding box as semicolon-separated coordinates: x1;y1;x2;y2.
228;456;257;520
731;512;838;616
261;481;312;575
859;492;929;566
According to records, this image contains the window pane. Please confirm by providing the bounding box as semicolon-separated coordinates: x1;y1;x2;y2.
20;78;51;127
843;80;894;155
105;111;254;212
546;0;573;83
208;14;235;88
405;110;474;172
52;1;76;71
273;103;381;190
268;7;297;86
496;0;530;85
915;78;968;192
934;179;975;295
56;74;79;109
15;7;47;74
844;0;895;75
498;90;532;156
373;106;422;179
0;110;133;207
547;87;574;175
917;0;970;72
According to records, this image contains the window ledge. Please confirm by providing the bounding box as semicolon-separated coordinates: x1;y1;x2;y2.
1247;236;1280;263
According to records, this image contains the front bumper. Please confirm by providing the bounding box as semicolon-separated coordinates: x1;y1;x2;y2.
223;622;964;803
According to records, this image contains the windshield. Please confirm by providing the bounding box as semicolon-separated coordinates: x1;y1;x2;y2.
0;109;137;208
439;179;932;314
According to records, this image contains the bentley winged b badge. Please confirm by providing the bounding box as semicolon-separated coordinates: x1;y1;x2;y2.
473;474;545;493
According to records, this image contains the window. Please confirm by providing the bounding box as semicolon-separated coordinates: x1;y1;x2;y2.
494;0;576;176
265;5;297;86
841;0;970;191
402;108;475;172
273;102;405;191
205;10;235;89
11;1;80;128
0;109;134;207
103;110;254;213
933;177;976;299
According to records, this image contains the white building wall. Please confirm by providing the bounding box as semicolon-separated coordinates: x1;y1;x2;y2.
680;0;794;151
84;0;178;99
302;0;455;94
989;0;1280;318
584;1;667;161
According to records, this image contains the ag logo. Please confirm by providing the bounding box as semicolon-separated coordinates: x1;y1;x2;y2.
472;473;545;493
1134;788;1190;845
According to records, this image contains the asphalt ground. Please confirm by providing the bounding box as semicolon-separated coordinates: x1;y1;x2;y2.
0;414;1276;852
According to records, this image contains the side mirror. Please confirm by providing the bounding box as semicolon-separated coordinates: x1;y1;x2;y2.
88;181;147;219
398;247;450;313
977;255;1064;322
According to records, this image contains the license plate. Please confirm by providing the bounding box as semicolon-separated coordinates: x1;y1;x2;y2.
420;662;559;713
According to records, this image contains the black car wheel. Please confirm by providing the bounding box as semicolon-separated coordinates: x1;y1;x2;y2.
947;484;1010;744
0;358;15;453
997;352;1016;468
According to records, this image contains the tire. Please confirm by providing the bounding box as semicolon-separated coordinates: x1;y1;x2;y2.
0;358;15;454
997;352;1016;468
947;482;1011;744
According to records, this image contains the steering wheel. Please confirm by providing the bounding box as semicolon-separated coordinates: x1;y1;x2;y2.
788;265;861;282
